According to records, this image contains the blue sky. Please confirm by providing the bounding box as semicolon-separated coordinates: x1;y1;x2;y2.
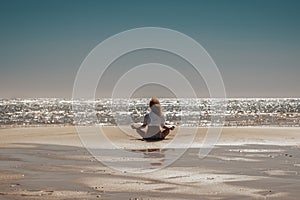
0;0;299;98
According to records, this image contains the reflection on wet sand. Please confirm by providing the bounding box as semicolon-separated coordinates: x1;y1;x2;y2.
131;148;166;166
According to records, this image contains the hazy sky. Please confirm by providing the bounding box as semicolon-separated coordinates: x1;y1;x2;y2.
0;0;299;98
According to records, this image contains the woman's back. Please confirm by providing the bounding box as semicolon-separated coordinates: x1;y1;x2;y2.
145;111;165;126
131;98;174;140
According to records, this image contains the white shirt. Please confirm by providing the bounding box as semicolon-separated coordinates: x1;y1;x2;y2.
144;111;165;127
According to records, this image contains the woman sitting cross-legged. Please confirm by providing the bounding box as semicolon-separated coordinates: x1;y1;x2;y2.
131;98;175;141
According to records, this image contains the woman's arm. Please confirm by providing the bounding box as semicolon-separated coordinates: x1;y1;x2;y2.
162;125;175;130
161;116;175;130
131;114;149;129
131;123;146;129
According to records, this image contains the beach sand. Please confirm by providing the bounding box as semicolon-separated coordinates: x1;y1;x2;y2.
0;126;299;199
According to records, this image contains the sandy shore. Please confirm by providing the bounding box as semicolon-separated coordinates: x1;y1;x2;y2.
0;126;299;199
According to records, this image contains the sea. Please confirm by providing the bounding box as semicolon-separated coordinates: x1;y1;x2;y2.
0;98;299;127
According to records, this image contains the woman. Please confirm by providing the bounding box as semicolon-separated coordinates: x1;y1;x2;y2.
131;98;174;140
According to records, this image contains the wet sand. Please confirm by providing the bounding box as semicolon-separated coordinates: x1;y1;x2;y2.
0;127;299;199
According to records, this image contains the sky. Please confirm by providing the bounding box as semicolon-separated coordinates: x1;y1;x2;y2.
0;0;299;98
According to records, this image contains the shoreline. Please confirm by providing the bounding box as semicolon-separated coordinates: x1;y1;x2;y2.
1;124;300;128
1;126;299;148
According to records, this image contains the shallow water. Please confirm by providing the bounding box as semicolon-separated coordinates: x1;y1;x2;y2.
1;98;300;127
